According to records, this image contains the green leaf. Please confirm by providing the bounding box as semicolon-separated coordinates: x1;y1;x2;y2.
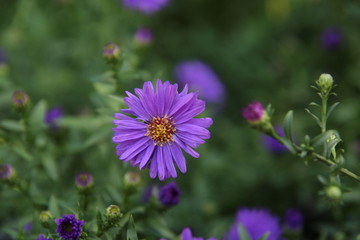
49;195;60;217
29;100;47;131
283;110;294;141
318;175;328;185
0;120;24;132
126;215;138;240
305;108;321;127
310;130;339;148
258;232;270;240
42;153;58;181
238;224;251;240
326;102;340;119
277;137;296;154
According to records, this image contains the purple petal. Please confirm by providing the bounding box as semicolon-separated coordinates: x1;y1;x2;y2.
139;142;156;169
112;131;145;143
164;144;177;177
174;100;205;124
120;137;150;160
176;124;210;139
170;143;187;173
173;135;200;158
157;146;166;180
186;117;213;128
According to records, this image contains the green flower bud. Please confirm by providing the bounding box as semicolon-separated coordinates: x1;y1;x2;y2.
103;42;120;62
105;204;122;222
12;90;30;111
124;171;141;187
316;73;334;94
325;185;342;201
39;211;54;228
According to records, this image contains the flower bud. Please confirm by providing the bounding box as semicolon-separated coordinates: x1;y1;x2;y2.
134;27;153;46
242;101;273;134
158;182;181;207
325;185;342;201
0;164;16;182
103;42;120;62
316;73;334;94
75;172;94;191
105;204;122;222
39;211;54;228
12;90;30;110
124;171;141;187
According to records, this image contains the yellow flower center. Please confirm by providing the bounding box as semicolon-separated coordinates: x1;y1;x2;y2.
145;116;176;146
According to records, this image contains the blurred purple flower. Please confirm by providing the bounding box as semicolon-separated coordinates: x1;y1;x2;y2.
0;164;16;180
158;182;181;207
321;27;342;50
45;107;63;129
75;172;94;190
121;0;172;15
12;91;30;108
22;223;32;234
180;228;217;240
261;125;287;153
55;214;84;240
36;234;52;240
112;80;213;180
242;101;265;123
134;27;153;45
284;208;303;230
175;60;225;105
226;208;281;240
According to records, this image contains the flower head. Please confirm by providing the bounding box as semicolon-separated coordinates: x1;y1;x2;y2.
112;80;213;180
242;101;266;123
321;27;342;50
36;234;52;240
180;228;217;240
284;208;303;230
75;172;94;190
226;208;281;240
124;171;141;186
55;214;84;240
0;164;16;181
261;125;287;153
121;0;172;15
103;42;120;61
175;60;225;105
158;181;181;207
45;106;63;129
12;91;30;109
134;27;153;45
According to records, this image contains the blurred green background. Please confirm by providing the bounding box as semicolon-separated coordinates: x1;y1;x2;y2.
1;0;360;239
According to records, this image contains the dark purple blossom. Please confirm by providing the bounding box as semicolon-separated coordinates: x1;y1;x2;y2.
112;80;213;180
36;234;52;240
0;164;16;180
158;182;181;207
121;0;172;15
226;208;281;240
242;101;265;123
321;27;342;50
180;228;217;240
75;172;94;189
284;208;303;230
45;107;63;129
55;214;84;240
134;27;153;45
175;61;225;104
261;125;287;153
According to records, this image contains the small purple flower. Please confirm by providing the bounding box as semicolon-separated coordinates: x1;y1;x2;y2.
0;164;16;181
158;182;181;207
180;228;217;240
55;214;84;240
321;27;342;50
45;107;63;129
284;208;303;230
75;172;94;190
121;0;172;15
22;223;32;234
134;27;153;45
112;80;213;180
175;61;225;105
226;208;281;240
12;91;30;108
261;125;287;153
36;234;52;240
103;42;120;61
242;101;265;123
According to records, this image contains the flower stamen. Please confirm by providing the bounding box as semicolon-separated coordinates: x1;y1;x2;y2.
145;116;176;146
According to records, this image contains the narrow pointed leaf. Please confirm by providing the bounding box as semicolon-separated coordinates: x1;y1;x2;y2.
126;215;138;240
283;110;294;141
311;130;339;147
258;232;270;240
305;108;321;127
238;224;251;240
326;102;340;119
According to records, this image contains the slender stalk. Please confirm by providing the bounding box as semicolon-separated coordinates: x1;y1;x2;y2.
320;95;328;133
112;61;122;94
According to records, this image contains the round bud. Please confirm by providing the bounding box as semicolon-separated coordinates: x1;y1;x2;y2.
103;42;120;62
326;185;342;201
316;73;334;94
0;164;16;182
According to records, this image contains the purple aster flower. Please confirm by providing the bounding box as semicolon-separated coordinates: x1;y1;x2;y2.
121;0;172;15
134;27;153;45
36;234;52;240
180;228;217;240
261;125;287;153
55;214;84;240
174;61;225;105
158;181;181;207
45;106;63;129
112;80;213;180
242;101;266;123
226;208;281;240
321;27;342;50
75;172;94;190
0;164;16;181
284;208;303;230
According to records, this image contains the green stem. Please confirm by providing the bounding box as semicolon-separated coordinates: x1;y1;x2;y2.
111;61;122;94
320;94;328;133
